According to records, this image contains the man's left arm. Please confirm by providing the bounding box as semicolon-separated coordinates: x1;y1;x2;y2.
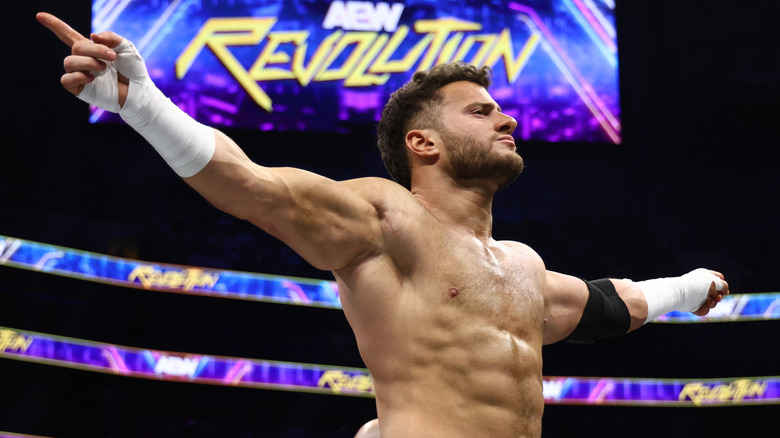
542;269;729;345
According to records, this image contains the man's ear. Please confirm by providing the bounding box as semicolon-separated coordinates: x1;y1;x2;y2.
405;129;439;159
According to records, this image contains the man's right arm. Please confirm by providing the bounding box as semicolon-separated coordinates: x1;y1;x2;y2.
38;12;384;272
186;132;385;271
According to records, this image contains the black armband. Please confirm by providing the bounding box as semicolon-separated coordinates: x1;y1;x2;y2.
565;279;631;344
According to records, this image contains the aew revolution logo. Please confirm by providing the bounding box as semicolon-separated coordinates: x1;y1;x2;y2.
317;369;374;395
0;329;33;353
128;265;219;291
175;1;540;112
679;380;769;406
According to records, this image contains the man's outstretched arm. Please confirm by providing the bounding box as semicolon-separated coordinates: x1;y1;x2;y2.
37;12;383;272
543;269;729;345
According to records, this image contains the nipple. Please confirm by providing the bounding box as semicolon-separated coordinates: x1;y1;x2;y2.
448;287;459;299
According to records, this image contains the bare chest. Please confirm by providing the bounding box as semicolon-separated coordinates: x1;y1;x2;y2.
338;205;547;349
441;247;542;328
391;224;547;341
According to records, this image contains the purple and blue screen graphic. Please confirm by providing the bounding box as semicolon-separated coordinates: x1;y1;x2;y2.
91;0;620;143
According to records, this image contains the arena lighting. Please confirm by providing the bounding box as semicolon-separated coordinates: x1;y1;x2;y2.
2;235;778;322
2;326;778;406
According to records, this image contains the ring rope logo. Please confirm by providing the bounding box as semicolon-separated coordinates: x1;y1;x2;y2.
128;265;219;291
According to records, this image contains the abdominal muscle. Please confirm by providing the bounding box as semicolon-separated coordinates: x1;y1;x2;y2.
376;319;543;437
340;273;546;438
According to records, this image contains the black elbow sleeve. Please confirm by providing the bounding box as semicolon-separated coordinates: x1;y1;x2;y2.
565;278;631;344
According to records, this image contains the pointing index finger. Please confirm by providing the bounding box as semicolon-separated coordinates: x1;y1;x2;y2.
36;12;89;47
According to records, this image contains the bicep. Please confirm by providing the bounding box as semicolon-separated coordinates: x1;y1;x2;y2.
542;271;590;345
184;130;382;271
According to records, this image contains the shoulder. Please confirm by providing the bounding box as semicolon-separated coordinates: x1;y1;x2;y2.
332;178;428;281
498;239;548;285
341;176;409;197
498;240;546;267
341;177;422;214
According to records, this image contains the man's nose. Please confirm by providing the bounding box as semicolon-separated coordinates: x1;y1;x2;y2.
495;112;518;134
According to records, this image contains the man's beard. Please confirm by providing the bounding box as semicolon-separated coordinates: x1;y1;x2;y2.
442;129;525;191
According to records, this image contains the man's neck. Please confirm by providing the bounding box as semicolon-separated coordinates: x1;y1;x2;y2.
411;180;496;242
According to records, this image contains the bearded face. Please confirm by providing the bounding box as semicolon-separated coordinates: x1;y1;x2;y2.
440;126;525;191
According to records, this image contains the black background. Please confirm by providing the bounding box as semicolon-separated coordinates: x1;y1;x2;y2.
2;0;779;437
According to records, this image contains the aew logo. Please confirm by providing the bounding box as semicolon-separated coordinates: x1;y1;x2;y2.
154;355;202;378
323;1;404;32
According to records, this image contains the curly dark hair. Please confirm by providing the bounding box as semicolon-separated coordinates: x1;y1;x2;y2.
377;62;493;190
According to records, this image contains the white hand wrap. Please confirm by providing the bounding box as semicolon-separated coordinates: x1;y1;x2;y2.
78;38;215;177
78;61;120;113
634;268;725;323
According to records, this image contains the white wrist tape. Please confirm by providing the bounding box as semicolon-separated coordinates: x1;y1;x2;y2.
119;78;215;177
78;38;214;177
634;268;725;323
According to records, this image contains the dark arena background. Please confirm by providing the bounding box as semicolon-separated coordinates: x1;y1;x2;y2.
2;0;779;437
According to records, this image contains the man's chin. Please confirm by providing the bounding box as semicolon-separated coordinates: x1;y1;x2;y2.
493;156;525;191
493;172;522;192
460;162;523;192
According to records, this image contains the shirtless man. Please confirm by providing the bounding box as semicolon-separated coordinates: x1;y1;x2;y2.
38;13;728;437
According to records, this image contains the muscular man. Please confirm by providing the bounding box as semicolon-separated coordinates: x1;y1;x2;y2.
38;13;727;437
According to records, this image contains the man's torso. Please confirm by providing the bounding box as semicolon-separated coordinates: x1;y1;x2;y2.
334;178;548;438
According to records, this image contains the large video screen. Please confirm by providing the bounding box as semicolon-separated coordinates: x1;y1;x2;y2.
90;0;620;143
